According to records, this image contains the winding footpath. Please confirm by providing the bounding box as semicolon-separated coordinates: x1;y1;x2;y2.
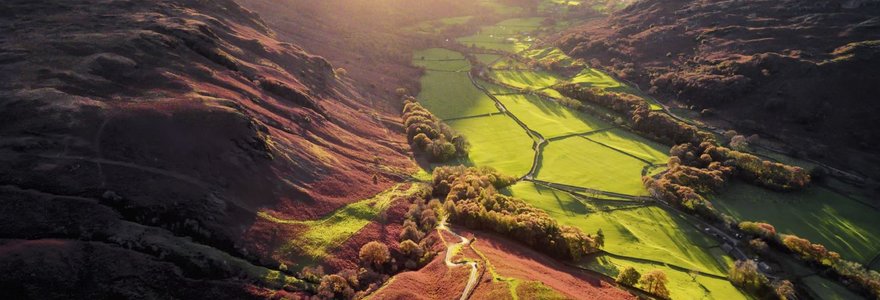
438;217;480;300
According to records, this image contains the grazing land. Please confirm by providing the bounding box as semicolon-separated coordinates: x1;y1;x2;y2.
493;93;606;139
446;114;536;177
535;137;653;195
712;181;880;266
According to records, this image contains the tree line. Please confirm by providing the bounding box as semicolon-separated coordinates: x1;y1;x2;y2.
740;222;880;299
402;96;469;162
432;166;602;261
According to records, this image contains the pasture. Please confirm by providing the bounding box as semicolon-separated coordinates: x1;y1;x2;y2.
493;93;608;139
535;136;652;196
489;70;562;89
505;182;730;275
446;114;536;177
712;182;880;265
583;128;670;164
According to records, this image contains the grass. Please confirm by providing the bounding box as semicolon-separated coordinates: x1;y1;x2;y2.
490;70;563;89
457;17;544;53
446;114;536;177
505;181;730;275
802;275;864;300
265;184;421;268
584;255;749;300
412;48;470;72
584;128;670;164
475;53;503;66
567;67;663;110
493;93;608;139
523;47;578;68
407;16;474;34
416;71;499;120
516;281;569;299
478;0;524;15
535;136;652;195
570;68;631;91
711;181;880;265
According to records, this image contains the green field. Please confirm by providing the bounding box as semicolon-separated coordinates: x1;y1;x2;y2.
475;53;503;66
536;136;652;195
457;17;544;53
585;255;749;300
418;71;499;119
584;128;670;164
407;16;474;34
802;275;864;300
506;182;730;275
265;184;420;267
712;182;880;265
446;114;536;177
412;48;470;72
489;70;562;89
523;47;579;68
494;93;608;139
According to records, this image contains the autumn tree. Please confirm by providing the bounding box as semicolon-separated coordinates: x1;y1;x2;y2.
359;241;390;270
639;270;670;298
774;280;796;300
317;274;354;299
616;266;640;286
729;260;769;292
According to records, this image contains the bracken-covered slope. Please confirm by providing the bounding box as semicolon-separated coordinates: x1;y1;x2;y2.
0;0;412;297
557;0;880;177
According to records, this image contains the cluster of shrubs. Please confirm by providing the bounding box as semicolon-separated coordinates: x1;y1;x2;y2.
398;193;441;270
739;222;880;299
402;97;468;162
302;186;440;299
432;166;601;261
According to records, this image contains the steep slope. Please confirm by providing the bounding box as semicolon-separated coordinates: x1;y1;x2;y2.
0;0;412;297
238;0;487;112
557;0;880;178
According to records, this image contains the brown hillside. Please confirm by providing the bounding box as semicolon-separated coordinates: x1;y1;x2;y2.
0;0;412;297
557;0;880;178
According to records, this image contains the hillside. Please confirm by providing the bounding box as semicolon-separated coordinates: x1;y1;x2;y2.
0;0;412;297
556;0;880;178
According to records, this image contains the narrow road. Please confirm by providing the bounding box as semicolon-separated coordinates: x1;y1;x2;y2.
438;217;479;300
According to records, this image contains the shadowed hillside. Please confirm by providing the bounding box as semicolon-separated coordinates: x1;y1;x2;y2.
0;0;412;297
557;0;880;178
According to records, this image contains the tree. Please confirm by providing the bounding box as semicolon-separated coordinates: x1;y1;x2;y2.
639;270;670;298
616;266;640;286
399;240;422;258
317;274;353;299
595;228;605;248
359;241;390;270
749;238;768;253
729;260;768;291
400;219;424;242
774;280;796;300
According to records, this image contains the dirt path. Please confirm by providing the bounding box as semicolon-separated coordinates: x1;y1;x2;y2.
438;217;479;300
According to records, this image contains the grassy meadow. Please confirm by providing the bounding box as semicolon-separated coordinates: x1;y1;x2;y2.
712;182;880;265
493;93;607;139
446;114;536;177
